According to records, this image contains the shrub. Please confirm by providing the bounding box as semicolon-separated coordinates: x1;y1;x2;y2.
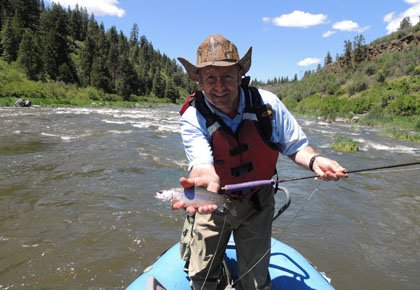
385;94;418;116
282;98;298;110
340;97;372;114
364;63;378;76
377;70;387;82
348;76;369;95
331;137;359;152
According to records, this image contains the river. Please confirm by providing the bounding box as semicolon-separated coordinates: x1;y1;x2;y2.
0;106;419;290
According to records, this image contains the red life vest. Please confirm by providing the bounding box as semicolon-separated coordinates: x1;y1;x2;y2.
180;82;280;198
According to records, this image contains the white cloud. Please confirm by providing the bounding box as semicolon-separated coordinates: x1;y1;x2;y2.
264;10;328;28
46;0;125;17
332;20;370;33
383;12;395;23
262;17;271;23
404;0;420;4
384;1;420;34
322;30;336;37
298;57;321;66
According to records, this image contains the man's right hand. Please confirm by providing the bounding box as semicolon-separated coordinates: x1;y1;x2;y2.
172;164;220;214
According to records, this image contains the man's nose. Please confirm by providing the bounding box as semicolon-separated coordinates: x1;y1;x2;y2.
215;77;224;88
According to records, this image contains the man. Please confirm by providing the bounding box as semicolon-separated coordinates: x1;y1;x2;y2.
173;34;347;289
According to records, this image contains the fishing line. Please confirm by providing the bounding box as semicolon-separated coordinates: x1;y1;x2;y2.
201;214;227;290
230;181;322;287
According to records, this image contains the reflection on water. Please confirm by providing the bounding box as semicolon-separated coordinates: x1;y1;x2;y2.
0;107;419;289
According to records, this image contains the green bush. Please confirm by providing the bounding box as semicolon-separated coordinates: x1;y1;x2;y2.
348;76;369;95
340;97;372;114
331;137;359;152
386;94;418;116
364;63;378;76
282;98;298;110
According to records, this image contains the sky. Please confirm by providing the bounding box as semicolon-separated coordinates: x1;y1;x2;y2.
46;0;420;81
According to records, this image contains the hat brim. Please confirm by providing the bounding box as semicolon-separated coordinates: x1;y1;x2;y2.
178;46;252;82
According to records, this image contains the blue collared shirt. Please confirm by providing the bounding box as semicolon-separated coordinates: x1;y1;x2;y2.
180;87;309;170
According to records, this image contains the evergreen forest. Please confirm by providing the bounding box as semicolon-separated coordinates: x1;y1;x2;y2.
0;0;197;106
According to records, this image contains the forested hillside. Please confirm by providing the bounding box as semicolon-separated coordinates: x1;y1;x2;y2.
251;17;420;135
0;0;197;105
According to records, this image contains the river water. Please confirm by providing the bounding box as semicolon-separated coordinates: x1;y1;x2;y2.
0;106;419;290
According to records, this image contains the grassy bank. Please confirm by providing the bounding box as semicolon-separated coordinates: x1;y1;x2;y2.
0;61;187;108
0;95;179;108
285;102;420;143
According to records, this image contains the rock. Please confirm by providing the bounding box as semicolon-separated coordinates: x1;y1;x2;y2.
14;99;32;107
351;116;360;123
14;99;26;107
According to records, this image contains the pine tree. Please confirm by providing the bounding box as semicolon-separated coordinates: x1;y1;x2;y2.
164;78;179;103
152;71;164;98
115;55;138;100
106;26;119;89
0;0;12;32
324;51;332;66
39;3;71;80
79;14;98;85
353;34;367;65
399;16;412;30
12;0;40;30
90;55;111;91
69;4;82;40
17;29;41;79
1;13;21;63
129;23;139;61
343;40;352;69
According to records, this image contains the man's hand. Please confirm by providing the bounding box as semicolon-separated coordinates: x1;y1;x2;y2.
289;146;348;181
312;156;348;181
172;164;220;214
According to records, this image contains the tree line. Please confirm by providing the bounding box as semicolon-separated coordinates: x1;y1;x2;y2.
0;0;197;102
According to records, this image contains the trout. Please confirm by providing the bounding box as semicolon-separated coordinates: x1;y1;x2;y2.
155;187;235;215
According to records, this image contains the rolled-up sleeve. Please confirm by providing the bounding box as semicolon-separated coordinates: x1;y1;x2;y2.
180;107;214;170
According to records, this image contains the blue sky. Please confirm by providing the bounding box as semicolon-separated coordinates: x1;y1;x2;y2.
47;0;420;81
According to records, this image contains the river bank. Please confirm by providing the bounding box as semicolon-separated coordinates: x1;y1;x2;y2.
290;110;420;143
0;96;180;108
3;95;420;143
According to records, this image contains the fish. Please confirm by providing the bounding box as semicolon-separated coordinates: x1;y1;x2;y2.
155;187;235;215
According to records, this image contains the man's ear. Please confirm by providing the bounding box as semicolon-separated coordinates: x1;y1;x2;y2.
237;69;244;86
197;73;204;89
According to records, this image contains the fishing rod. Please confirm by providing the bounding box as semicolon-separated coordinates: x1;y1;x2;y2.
221;161;420;193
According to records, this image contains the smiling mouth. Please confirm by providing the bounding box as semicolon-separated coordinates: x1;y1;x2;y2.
212;93;228;98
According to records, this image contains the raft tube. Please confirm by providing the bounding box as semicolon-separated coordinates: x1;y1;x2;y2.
126;237;334;290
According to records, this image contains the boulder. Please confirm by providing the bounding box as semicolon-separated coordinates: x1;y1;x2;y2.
14;99;32;107
351;116;360;123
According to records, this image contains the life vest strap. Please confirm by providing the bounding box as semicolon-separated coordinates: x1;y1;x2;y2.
231;162;253;177
229;144;248;156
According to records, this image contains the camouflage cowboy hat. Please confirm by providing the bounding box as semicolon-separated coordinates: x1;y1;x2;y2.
177;34;252;82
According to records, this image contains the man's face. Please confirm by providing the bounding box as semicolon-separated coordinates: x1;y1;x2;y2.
198;65;242;114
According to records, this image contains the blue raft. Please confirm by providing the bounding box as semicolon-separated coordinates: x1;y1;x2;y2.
126;237;334;290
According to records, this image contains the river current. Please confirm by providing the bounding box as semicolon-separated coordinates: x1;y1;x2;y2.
1;106;419;289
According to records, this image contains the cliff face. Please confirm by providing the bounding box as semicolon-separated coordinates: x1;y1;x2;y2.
325;33;420;73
